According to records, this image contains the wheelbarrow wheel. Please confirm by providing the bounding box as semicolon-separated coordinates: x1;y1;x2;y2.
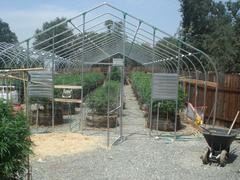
202;148;210;164
220;150;227;167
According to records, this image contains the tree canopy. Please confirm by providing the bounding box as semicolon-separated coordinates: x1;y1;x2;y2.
0;19;18;43
179;0;240;72
33;17;74;57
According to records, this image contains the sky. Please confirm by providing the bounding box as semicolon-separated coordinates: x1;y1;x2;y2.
0;0;182;42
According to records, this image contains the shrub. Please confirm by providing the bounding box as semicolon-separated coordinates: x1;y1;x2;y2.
54;72;105;97
0;100;32;179
130;71;151;104
110;67;121;81
86;81;120;115
130;71;186;116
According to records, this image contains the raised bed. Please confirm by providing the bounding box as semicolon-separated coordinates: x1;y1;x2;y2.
86;80;120;128
86;113;118;128
31;108;63;126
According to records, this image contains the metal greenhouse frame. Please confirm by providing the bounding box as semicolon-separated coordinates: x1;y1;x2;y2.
0;3;218;144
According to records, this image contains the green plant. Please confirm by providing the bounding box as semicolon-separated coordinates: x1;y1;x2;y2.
86;81;120;115
0;100;32;179
130;71;186;117
130;71;151;104
110;67;121;81
54;72;105;97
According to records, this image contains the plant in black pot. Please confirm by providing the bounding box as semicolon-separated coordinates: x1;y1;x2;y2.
86;81;120;128
150;87;186;131
30;97;63;126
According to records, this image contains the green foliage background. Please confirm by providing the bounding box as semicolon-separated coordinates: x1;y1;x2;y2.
0;100;32;179
179;0;240;72
0;19;18;43
54;71;105;98
130;71;186;115
86;81;120;115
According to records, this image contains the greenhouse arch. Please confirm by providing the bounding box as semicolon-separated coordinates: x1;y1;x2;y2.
0;3;219;145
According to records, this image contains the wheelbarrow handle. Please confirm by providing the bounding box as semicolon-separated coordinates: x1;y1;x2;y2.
200;126;211;134
228;110;240;135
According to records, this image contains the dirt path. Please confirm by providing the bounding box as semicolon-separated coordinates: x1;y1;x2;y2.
123;85;147;136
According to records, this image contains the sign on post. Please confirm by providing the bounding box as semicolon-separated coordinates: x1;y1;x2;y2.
152;73;178;100
28;71;53;98
113;58;124;66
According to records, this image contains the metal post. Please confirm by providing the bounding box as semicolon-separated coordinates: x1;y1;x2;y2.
80;13;86;132
26;40;30;122
149;28;156;136
156;102;160;131
116;84;120;133
175;48;180;140
194;72;198;108
80;63;84;131
51;29;55;128
186;75;191;121
203;76;207;122
25;77;29;125
68;102;71;130
107;65;111;147
9;78;13;104
119;13;127;138
5;75;9;102
36;103;39;129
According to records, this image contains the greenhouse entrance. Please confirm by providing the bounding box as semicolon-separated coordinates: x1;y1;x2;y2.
80;60;125;146
0;3;219;147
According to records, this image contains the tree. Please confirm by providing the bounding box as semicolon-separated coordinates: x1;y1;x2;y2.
227;1;240;71
179;0;240;72
0;19;18;43
104;20;124;36
104;19;114;33
33;17;74;57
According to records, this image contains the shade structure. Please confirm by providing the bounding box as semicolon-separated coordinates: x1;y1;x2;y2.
0;3;219;126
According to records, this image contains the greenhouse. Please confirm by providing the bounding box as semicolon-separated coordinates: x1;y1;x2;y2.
0;3;219;145
2;2;240;179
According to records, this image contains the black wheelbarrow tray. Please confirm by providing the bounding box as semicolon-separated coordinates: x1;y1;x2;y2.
200;126;238;167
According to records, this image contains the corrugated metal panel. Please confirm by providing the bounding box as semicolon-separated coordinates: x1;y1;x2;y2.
28;71;53;98
152;73;178;100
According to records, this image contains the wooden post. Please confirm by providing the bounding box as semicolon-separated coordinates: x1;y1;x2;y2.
228;110;240;134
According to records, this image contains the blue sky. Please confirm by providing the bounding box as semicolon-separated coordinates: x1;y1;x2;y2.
0;0;182;41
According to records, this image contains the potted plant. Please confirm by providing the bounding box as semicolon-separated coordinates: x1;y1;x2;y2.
86;81;120;128
130;71;186;131
30;97;63;126
54;72;105;115
148;88;186;131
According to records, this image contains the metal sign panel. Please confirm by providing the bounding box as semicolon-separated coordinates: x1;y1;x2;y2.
28;71;53;98
113;58;124;66
152;73;178;100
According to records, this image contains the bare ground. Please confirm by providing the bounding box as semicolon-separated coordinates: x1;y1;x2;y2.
31;85;240;180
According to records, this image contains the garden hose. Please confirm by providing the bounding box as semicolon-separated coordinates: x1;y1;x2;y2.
154;133;203;143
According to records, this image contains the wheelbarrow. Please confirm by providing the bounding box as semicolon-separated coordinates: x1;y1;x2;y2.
200;126;238;166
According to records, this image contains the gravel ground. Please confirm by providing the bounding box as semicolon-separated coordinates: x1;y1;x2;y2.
31;136;240;180
31;85;240;180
